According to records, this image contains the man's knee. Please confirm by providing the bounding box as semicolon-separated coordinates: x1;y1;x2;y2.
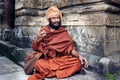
34;59;49;69
34;59;43;69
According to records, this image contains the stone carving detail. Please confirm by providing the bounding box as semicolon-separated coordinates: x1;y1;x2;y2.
67;26;104;56
9;26;40;48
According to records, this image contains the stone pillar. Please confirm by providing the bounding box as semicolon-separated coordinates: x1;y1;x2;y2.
5;0;15;29
0;0;5;40
14;0;120;73
0;0;5;25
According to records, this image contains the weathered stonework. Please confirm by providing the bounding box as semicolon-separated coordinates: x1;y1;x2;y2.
0;0;120;74
15;0;102;10
9;26;42;48
15;0;120;10
0;1;5;25
67;26;105;56
13;0;120;74
15;12;120;26
0;0;8;30
15;1;120;27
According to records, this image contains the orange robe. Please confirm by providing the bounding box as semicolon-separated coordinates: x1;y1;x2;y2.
28;26;82;80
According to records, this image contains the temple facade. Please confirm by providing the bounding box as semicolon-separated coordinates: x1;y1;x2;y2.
0;0;120;74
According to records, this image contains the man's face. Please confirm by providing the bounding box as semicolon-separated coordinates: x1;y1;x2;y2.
49;15;61;30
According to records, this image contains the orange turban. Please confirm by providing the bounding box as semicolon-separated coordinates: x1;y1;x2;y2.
46;6;62;20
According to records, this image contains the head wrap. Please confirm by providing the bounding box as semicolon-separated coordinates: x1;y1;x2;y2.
46;6;62;20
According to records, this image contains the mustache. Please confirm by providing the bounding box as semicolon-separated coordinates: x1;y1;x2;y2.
49;20;61;30
52;21;60;24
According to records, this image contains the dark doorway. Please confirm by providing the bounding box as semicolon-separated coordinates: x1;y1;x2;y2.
5;0;15;29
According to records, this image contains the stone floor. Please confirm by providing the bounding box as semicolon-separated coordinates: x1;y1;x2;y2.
0;55;28;80
0;54;120;80
0;55;107;80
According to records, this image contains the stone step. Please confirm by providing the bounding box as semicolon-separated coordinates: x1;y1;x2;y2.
0;40;32;61
0;55;29;80
0;56;23;75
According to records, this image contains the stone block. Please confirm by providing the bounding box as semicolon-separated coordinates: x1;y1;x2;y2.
15;2;120;26
99;57;111;73
63;13;120;26
104;40;120;56
104;26;120;41
0;2;5;9
99;57;117;74
10;26;41;48
15;0;103;10
80;52;103;73
15;8;45;17
15;2;120;17
104;27;116;41
0;40;16;61
1;29;12;41
15;16;48;26
62;2;120;14
15;0;120;10
12;48;32;61
108;0;120;5
0;40;33;61
107;14;120;26
15;12;120;26
0;9;3;13
81;53;101;66
115;27;120;41
67;26;105;56
108;53;120;63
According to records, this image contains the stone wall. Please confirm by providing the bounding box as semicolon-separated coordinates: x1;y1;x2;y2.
0;0;120;74
0;0;5;26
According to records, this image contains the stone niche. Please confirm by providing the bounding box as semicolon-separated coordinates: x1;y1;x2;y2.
12;0;120;73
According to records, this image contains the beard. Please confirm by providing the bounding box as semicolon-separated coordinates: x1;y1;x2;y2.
49;20;61;30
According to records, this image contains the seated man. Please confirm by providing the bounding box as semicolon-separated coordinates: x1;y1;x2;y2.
28;6;88;80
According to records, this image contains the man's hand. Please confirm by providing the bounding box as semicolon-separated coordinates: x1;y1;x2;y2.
79;55;88;68
71;50;88;68
37;29;46;38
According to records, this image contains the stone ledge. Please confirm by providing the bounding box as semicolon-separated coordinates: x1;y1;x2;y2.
15;0;102;10
0;40;32;62
15;2;120;17
15;0;120;10
15;12;120;26
0;40;119;74
106;0;120;5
